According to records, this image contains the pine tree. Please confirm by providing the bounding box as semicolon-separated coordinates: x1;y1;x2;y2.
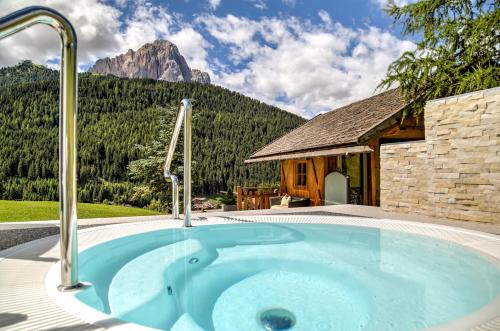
379;0;499;114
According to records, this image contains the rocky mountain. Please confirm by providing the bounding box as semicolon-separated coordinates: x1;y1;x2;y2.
191;69;211;85
89;40;211;84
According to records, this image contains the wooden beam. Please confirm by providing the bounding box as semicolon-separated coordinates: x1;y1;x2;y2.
359;109;426;144
358;109;404;144
280;161;287;195
362;153;369;205
369;139;380;206
311;158;322;205
380;121;424;140
236;186;242;211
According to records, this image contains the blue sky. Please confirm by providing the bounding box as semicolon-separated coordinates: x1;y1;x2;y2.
140;0;397;30
0;0;415;117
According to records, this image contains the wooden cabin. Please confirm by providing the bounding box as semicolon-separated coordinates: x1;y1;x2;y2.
245;89;424;207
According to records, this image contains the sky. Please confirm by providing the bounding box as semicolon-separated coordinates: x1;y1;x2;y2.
0;0;415;118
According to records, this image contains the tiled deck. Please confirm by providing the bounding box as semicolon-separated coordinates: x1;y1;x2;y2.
1;206;499;331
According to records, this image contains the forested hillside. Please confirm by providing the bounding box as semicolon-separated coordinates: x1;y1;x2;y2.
0;60;59;86
0;62;304;207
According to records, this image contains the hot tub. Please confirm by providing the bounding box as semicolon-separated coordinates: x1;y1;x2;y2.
46;216;500;331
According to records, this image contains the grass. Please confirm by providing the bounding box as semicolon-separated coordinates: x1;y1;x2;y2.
0;200;162;222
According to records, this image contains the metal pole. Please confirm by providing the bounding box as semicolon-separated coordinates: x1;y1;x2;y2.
182;99;192;227
0;6;79;290
164;104;184;220
164;106;185;175
171;175;180;219
163;99;193;227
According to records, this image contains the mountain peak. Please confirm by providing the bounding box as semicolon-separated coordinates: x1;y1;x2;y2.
89;40;210;84
152;39;175;47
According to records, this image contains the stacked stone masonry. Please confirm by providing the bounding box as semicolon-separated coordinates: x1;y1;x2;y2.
381;87;500;223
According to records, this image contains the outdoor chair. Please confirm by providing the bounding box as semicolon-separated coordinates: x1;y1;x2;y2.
269;195;310;209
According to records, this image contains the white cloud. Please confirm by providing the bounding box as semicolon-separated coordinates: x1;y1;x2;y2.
169;27;213;74
282;0;296;8
200;14;414;117
196;14;262;64
318;10;332;26
208;0;221;10
114;0;127;8
118;0;174;53
0;0;123;70
251;0;267;10
372;0;414;9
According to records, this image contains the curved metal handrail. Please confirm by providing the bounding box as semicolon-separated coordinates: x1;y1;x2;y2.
0;6;79;290
164;99;192;227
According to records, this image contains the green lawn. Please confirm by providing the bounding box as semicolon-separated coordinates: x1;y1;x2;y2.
0;200;161;222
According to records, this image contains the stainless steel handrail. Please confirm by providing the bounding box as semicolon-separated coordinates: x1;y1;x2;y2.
0;6;79;290
163;99;192;227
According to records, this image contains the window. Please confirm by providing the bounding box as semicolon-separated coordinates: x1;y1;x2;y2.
295;162;307;188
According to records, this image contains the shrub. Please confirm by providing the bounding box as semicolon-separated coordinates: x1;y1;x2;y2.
219;187;236;205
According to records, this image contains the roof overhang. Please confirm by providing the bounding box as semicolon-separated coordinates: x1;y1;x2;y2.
245;145;373;163
357;105;406;144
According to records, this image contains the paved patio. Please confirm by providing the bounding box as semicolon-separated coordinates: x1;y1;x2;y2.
1;205;499;330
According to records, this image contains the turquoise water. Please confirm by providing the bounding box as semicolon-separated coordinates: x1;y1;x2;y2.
76;223;500;331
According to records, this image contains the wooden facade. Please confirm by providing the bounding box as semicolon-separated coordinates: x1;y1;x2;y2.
278;116;424;207
280;157;328;206
246;89;425;208
279;155;368;205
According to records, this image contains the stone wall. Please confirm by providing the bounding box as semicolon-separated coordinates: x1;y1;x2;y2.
380;87;500;223
380;141;429;215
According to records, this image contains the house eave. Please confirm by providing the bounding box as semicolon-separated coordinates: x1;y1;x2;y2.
357;105;407;144
245;145;373;163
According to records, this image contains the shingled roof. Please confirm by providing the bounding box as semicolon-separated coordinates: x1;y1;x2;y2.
247;88;406;161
